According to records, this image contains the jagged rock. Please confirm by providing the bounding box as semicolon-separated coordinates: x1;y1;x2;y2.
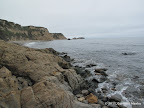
0;41;94;108
74;66;91;78
86;93;98;104
62;55;71;62
63;69;83;90
0;40;68;82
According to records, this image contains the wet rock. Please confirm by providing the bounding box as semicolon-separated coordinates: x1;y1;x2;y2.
78;97;85;102
88;88;95;93
109;94;122;102
101;88;108;94
133;76;139;79
59;52;67;55
95;68;107;73
86;93;98;104
121;52;136;56
93;76;107;83
86;64;97;68
111;88;117;91
82;90;89;96
85;79;98;90
74;66;91;78
100;96;108;102
62;55;71;62
94;68;108;76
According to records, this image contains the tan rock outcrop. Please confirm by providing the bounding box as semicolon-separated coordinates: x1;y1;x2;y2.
0;41;91;108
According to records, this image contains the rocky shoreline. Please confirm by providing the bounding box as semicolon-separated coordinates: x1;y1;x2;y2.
0;40;127;108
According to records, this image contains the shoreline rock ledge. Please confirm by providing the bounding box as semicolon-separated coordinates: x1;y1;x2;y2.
0;40;101;108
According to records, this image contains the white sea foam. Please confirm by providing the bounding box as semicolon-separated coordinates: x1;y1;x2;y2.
24;42;37;47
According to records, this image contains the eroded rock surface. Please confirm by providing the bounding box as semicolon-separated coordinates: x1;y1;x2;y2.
0;40;96;108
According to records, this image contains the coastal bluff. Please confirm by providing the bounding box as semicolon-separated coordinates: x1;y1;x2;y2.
0;19;66;41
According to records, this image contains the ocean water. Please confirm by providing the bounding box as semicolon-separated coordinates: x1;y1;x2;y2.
24;37;144;108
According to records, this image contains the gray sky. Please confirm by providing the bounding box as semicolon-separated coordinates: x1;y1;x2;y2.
0;0;144;37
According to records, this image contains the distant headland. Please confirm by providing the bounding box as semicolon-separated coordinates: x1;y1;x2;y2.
0;19;66;41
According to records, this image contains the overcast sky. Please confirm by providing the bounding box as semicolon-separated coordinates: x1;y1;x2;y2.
0;0;144;37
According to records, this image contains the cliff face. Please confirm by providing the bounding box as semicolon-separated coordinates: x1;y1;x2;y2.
0;19;66;41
